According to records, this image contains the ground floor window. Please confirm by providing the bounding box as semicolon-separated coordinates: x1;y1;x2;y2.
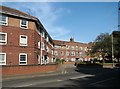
0;53;6;65
41;56;44;64
19;53;27;65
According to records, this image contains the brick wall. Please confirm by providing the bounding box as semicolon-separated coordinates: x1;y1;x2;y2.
1;26;37;65
2;64;59;76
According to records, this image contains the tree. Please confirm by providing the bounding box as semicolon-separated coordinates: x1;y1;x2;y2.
91;33;112;61
91;31;120;63
112;31;120;62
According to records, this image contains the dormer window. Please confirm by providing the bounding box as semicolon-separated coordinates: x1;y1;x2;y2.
20;19;28;29
0;14;8;26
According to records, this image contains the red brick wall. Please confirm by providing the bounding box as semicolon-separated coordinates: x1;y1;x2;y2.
1;26;36;65
2;64;59;76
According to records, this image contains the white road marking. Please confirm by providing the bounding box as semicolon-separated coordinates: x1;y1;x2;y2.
89;77;115;85
70;75;95;79
57;80;63;82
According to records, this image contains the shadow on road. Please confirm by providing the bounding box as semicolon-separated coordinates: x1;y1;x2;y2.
63;64;120;88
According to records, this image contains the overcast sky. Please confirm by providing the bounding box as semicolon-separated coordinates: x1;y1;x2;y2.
2;2;118;43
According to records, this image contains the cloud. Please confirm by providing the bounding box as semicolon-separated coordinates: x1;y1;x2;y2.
2;2;71;40
28;3;71;39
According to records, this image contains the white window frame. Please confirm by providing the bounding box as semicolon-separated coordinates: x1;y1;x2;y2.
46;46;49;52
70;46;74;50
47;56;49;64
42;31;45;38
66;52;69;56
54;51;58;56
41;56;45;64
66;45;69;49
19;53;27;65
41;42;44;50
76;46;78;50
0;53;6;65
20;35;28;46
38;41;40;49
0;14;8;26
80;47;83;51
70;52;75;56
0;32;7;45
20;19;28;29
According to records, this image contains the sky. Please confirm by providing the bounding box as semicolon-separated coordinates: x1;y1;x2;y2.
1;2;118;43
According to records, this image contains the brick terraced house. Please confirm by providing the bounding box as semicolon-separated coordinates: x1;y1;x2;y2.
53;38;92;62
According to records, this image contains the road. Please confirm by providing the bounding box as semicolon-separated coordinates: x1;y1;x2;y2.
2;64;120;88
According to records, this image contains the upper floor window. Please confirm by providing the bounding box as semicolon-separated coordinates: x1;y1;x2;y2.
61;51;64;56
66;45;69;49
80;47;83;51
42;31;45;38
19;53;27;65
0;14;8;26
46;36;49;42
41;42;44;50
54;51;58;56
66;52;69;56
70;52;75;56
76;52;79;56
0;53;6;65
20;19;28;29
20;35;28;46
70;46;74;50
38;41;40;49
46;46;49;52
76;46;78;50
0;32;7;45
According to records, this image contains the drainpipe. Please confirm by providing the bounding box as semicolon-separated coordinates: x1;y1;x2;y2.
40;32;42;65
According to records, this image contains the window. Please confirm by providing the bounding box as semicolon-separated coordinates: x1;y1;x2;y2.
54;51;58;56
46;56;49;64
20;19;28;29
70;46;74;50
52;50;53;55
70;52;75;56
80;47;83;51
66;52;69;56
41;42;44;50
0;14;8;25
76;52;79;56
46;36;49;42
42;31;45;38
20;35;28;46
46;46;49;52
38;41;40;49
19;53;27;65
66;45;69;49
76;46;78;50
61;51;64;56
0;53;6;65
0;32;7;45
54;45;60;49
41;56;45;64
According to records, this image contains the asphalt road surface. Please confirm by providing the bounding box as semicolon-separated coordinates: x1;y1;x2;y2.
2;64;120;88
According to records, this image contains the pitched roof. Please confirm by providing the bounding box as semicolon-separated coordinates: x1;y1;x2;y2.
0;5;36;20
0;5;53;42
53;40;67;46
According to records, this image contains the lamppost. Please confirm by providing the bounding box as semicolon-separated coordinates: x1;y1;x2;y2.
112;33;115;67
